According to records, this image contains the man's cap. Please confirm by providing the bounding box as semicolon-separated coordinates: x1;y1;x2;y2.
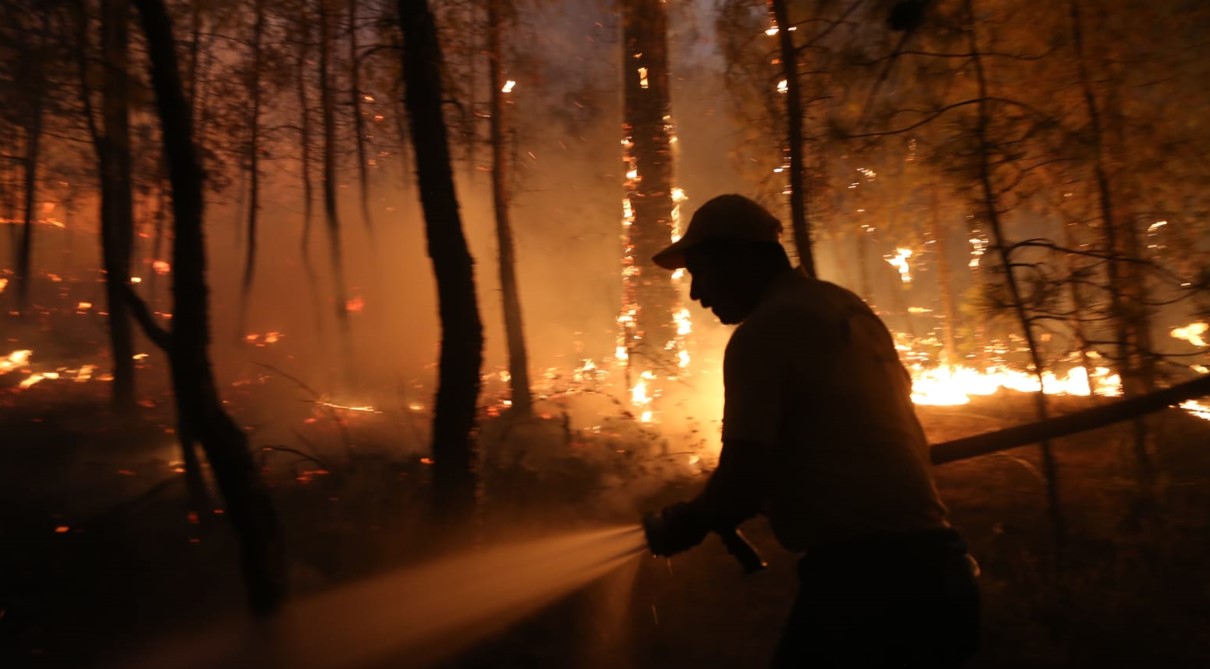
652;194;783;270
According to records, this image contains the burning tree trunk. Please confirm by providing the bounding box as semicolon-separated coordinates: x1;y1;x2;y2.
769;0;815;277
128;0;285;615
397;0;485;525
966;0;1064;548
620;0;680;375
487;0;533;416
98;0;137;412
238;0;267;336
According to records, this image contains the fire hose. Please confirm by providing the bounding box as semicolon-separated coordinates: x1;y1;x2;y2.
646;373;1210;573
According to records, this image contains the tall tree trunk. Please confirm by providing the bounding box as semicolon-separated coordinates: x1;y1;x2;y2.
318;0;351;336
769;0;815;277
487;0;533;415
295;9;325;338
397;0;485;526
99;0;137;412
239;0;267;337
348;0;374;234
15;26;46;315
621;0;679;376
966;0;1064;550
130;0;285;615
1069;0;1153;483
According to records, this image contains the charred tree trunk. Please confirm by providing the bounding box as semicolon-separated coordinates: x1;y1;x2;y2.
769;0;815;277
487;0;533;415
397;0;484;525
967;0;1064;549
348;0;374;234
130;0;285;615
238;0;267;336
98;0;137;412
621;0;679;373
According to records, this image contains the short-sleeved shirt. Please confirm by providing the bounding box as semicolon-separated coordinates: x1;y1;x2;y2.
723;268;948;550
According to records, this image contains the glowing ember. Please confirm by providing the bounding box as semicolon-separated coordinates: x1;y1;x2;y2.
316;401;380;414
244;332;284;347
501;80;516;93
346;296;365;313
76;301;93;312
0;277;8;293
776;79;788;94
152;260;170;274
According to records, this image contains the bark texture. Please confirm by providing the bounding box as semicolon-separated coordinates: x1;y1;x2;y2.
397;0;485;524
131;0;286;615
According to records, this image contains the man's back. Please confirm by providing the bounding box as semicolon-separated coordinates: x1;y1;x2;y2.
722;268;948;550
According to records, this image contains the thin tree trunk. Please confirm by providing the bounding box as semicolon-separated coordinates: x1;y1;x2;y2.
99;0;137;412
318;0;351;332
239;0;266;337
769;0;815;277
1069;0;1152;483
130;0;285;615
488;0;532;415
966;0;1064;550
397;0;485;526
349;0;374;234
930;186;960;365
16;28;46;315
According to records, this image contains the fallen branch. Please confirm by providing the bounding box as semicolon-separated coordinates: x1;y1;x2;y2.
932;374;1210;464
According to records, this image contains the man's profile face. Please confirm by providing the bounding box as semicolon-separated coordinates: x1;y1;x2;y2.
685;244;759;325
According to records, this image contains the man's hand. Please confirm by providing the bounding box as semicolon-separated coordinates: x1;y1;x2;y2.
643;501;710;557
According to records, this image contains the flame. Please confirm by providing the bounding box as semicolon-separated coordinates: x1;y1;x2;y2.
2;349;32;374
909;363;1120;406
501;80;516;94
884;248;914;283
776;79;788;94
1171;322;1208;348
638;67;649;89
1180;400;1210;422
345;296;365;313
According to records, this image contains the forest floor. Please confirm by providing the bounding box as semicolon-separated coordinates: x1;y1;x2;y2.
2;355;1210;668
